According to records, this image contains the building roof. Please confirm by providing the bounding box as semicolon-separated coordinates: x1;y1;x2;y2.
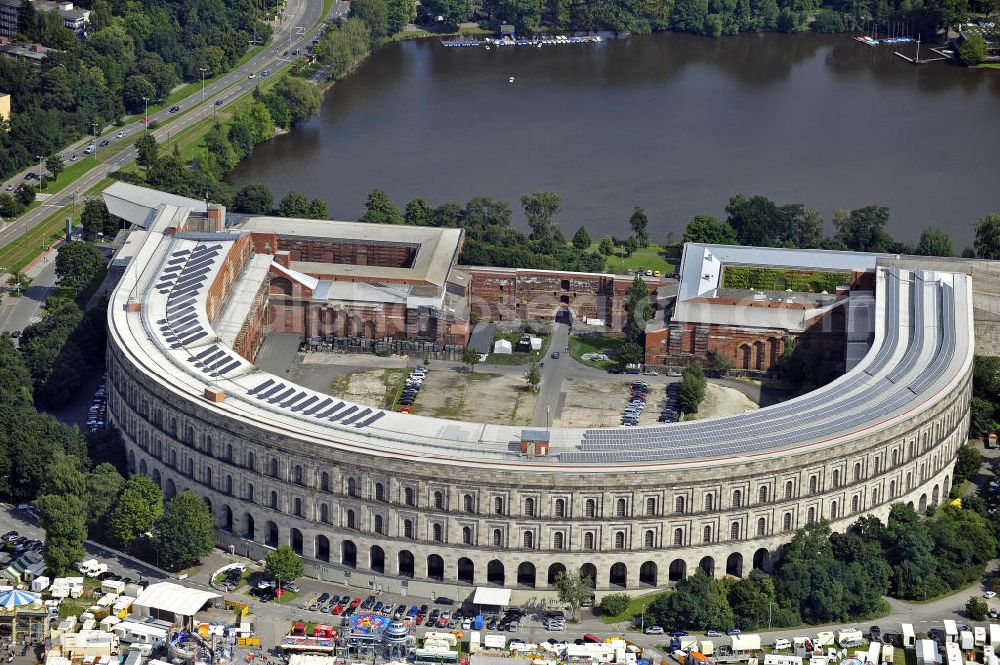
472;587;511;606
239;216;463;287
467;322;495;354
104;182;206;229
132;582;219;618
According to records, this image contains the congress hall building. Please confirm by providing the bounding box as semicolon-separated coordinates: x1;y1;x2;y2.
104;183;973;598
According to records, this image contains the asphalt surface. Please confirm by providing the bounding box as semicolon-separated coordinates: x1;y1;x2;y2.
0;258;56;335
531;322;570;426
0;0;347;256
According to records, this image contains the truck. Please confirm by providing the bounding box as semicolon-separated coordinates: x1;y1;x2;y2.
76;559;108;577
837;630;863;648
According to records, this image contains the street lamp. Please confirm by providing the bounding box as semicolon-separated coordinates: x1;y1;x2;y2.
91;122;99;159
200;67;208;103
142;97;149;129
35;155;42;191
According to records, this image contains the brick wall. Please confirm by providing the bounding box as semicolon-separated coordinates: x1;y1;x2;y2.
206;235;252;324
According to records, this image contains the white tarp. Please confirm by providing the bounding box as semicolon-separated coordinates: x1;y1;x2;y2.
132;582;219;619
493;339;512;355
472;587;511;606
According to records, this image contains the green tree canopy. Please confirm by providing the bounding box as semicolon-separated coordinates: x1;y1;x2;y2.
649;568;734;630
278;191;310;217
914;227;953;257
832;205;893;252
629;206;650;247
55;241;105;289
960;33;987;66
622;275;653;343
265;544;305;586
37;493;87;576
598;235;616;256
683;214;738;245
572;226;592;249
46;154;64;180
81;199;117;239
953;443;982;485
233;183;274;214
360;188;402;224
553;570;594;619
974;213;1000;260
135;132;159;168
521;191;562;240
678;362;706;413
404;198;434;226
109;474;163;550
599;592;631;617
86;462;125;526
155;490;215;570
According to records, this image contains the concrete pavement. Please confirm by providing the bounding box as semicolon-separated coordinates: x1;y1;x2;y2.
0;0;347;276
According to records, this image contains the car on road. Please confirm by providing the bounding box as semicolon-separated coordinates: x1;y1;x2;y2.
84;144;95;154
261;69;271;77
116;131;126;139
70;154;77;161
215;99;224;106
248;72;256;79
705;629;722;637
670;631;689;638
727;628;742;636
169;106;181;113
284;582;299;593
10;330;20;339
991;608;1000;620
99;139;110;147
986;591;997;599
645;626;664;635
551;351;560;359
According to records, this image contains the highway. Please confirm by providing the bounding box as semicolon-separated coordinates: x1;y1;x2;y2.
0;0;347;264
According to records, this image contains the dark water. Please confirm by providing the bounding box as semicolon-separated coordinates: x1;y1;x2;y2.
229;33;1000;247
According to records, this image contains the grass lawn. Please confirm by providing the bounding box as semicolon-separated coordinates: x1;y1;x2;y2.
591;243;679;276
482;332;551;365
275;589;299;604
599;592;664;625
569;333;626;369
58;600;88;618
44;158;100;194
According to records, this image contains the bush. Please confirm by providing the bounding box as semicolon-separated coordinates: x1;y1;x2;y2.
600;592;631;618
811;8;845;32
967;596;988;621
960;33;987;66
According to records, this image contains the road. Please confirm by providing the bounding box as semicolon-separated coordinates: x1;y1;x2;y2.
0;257;57;335
0;0;347;260
531;322;570;426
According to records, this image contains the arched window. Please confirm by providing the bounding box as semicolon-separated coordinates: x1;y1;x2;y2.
404;520;414;538
732;489;742;508
783;512;792;531
186;458;194;476
523;531;534;549
405;487;415;506
247;483;255;502
756;517;766;536
645;530;655;547
269;491;278;509
347;510;356;529
874;456;881;473
890;479;897;498
785;480;793;499
524;497;535;517
433;523;443;542
703;525;712;543
852;494;860;513
832;469;840;488
674;496;685;514
705;493;714;511
646;497;657;515
463;526;473;544
434;491;444;510
321;504;329;523
494;496;505;514
616;498;627;517
347;478;357;497
293;497;302;516
269;458;279;477
374;515;384;534
585;532;595;550
673;528;683;546
872;487;879;505
807;506;816;523
204;466;212;487
493;529;503;547
892;449;898;466
758;486;768;503
555;498;566;517
464;494;474;512
830;501;838;519
375;482;385;501
614;531;626;549
225;475;233;495
320;472;330;491
809;475;818;494
585;498;596;517
225;443;233;461
730;522;740;540
854;462;862;481
554;532;564;549
246;451;255;471
294;465;303;485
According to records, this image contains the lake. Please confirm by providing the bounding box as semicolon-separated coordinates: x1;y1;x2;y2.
228;32;1000;248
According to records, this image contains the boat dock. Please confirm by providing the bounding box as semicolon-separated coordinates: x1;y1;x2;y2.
440;35;602;48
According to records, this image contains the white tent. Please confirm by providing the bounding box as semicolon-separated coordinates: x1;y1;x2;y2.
132;583;219;626
493;339;512;354
472;587;511;607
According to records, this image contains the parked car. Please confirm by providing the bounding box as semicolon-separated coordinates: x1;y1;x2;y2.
986;591;997;599
705;629;722;637
670;631;689;638
727;628;742;636
645;626;664;635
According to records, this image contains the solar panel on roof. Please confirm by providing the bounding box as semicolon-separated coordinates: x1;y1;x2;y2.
175;331;207;346
332;405;358;422
302;398;332;415
269;388;296;403
341;408;370;425
315;402;345;418
190;345;220;362
280;392;308;408
355;412;384;428
291;395;318;412
248;378;275;395
257;383;286;399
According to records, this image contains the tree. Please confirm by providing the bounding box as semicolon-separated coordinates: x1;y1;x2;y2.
55;242;105;289
155;490;215;570
649;569;734;630
629;207;650;247
914;227;953;257
526;362;541;391
953;444;983;485
135;133;159;168
233;183;274;214
41;453;85;497
278;190;310;217
405;198;434;226
386;0;416;32
46;155;64;180
81;199;114;239
971;397;995;438
108;475;163;551
37;493;87;576
679;362;707;413
554;570;594;620
967;596;989;621
123;74;156;114
0;194;24;219
350;0;390;46
265;545;304;589
618;342;644;366
623;275;653;343
521;191;562;240
14;183;35;207
85;462;124;526
572;226;592;250
360;188;402;224
462;346;480;373
683;214;738;245
960;33;987;66
832;205;893;252
726;194;781;246
600;592;631;618
974;214;1000;260
598;236;616;256
622;235;639;257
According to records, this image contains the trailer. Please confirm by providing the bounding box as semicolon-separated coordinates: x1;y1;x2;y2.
838;630;864;648
865;641;882;665
990;625;1000;651
945;642;962;665
815;632;835;648
917;640;941;665
976;627;987;648
883;645;895;663
961;631;975;651
763;655;802;665
944;620;958;644
903;625;916;649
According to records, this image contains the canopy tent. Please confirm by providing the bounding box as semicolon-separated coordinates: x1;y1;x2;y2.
132;583;219;627
472;587;511;607
0;589;37;610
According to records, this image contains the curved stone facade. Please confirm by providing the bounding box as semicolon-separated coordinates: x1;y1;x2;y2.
108;337;969;595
